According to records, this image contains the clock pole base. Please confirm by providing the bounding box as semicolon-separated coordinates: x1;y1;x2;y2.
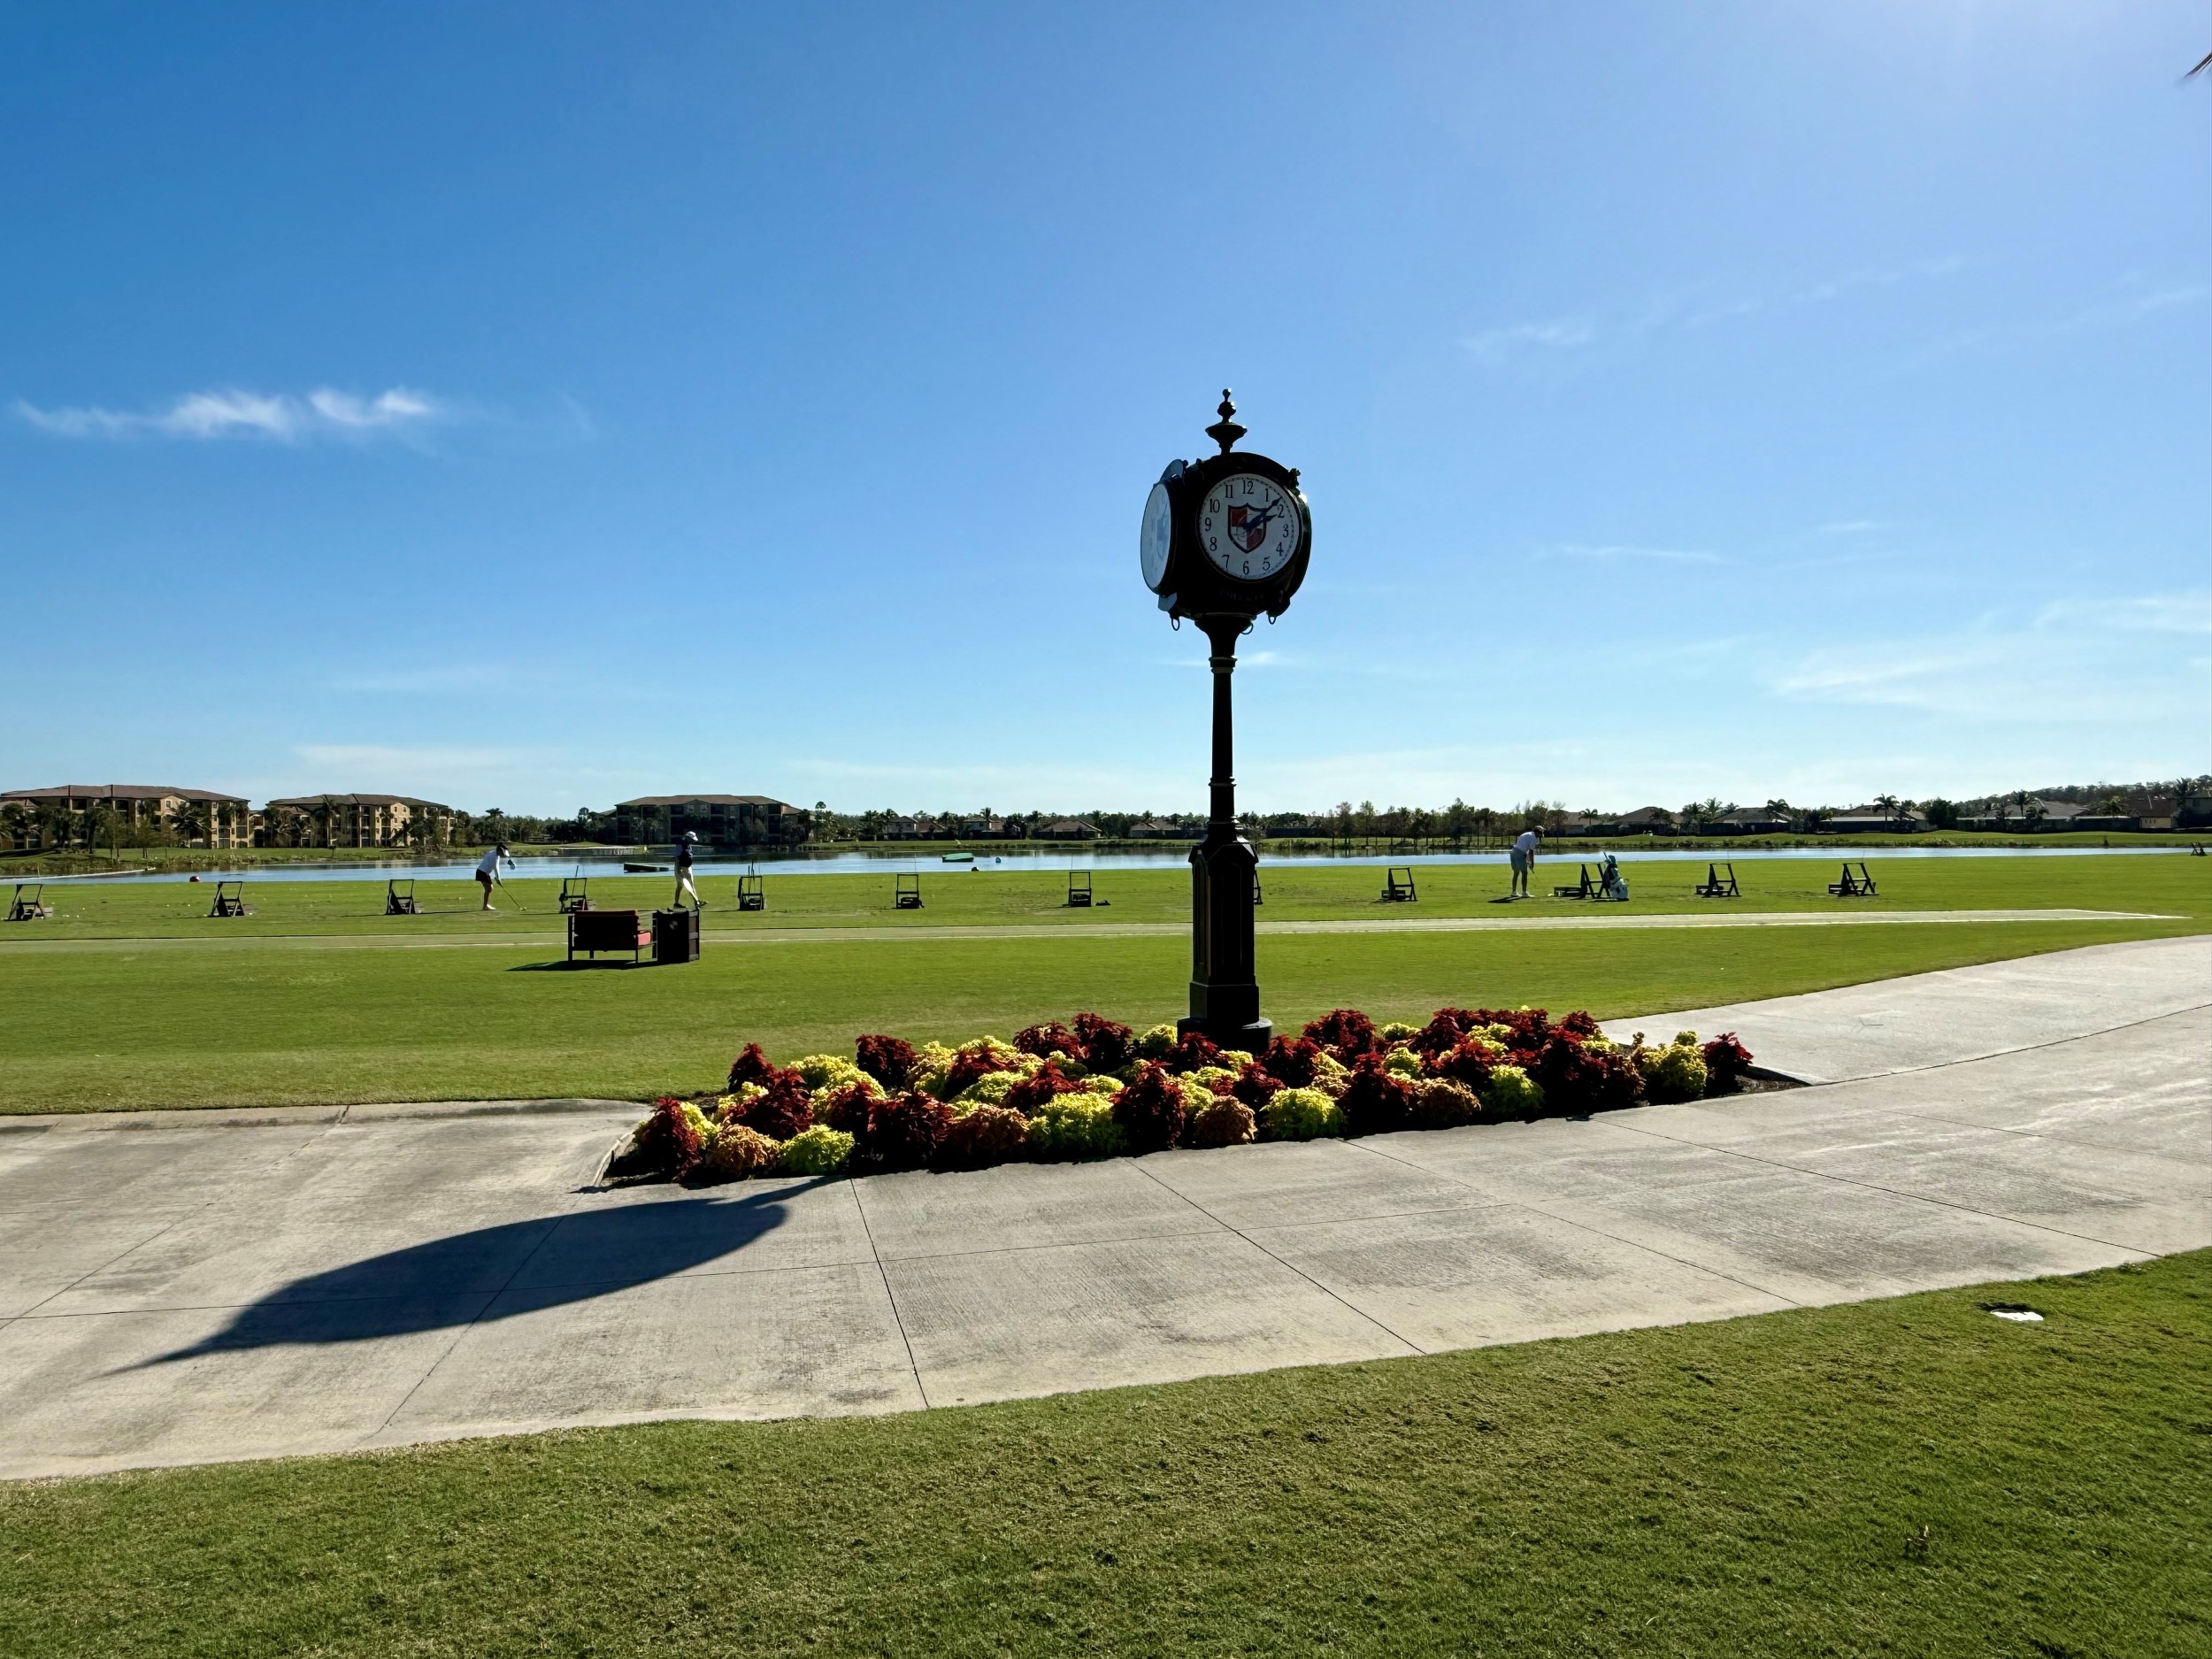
1179;1014;1272;1053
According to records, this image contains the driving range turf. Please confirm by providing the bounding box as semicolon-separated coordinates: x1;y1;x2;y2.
1;854;2204;1113
3;1251;2203;1657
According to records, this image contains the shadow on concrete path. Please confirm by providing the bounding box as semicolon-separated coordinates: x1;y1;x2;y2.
139;1185;809;1365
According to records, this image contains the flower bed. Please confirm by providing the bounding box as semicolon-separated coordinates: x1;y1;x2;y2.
605;1009;1760;1185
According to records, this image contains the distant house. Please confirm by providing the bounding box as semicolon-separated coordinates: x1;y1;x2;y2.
1036;818;1100;841
260;793;456;849
957;817;1018;840
616;795;807;849
1825;803;1926;833
1614;806;1677;836
1129;818;1201;840
1711;805;1793;835
1552;813;1609;838
1960;798;2081;832
0;783;253;850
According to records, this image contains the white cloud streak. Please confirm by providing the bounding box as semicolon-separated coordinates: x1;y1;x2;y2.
1770;589;2210;720
1546;542;1725;566
14;386;450;442
1459;319;1594;361
1467;257;1966;364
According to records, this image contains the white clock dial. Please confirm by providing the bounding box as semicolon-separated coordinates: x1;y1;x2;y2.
1140;481;1173;590
1200;473;1300;581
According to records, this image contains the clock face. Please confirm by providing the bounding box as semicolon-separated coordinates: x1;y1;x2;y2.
1140;481;1173;590
1201;472;1300;581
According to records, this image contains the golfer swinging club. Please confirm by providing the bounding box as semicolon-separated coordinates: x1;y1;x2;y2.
476;839;515;910
674;830;703;910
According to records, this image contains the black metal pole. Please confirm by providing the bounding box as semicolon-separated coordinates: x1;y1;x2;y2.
1179;616;1270;1051
1209;626;1237;829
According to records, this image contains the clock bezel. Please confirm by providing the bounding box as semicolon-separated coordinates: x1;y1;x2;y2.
1197;470;1302;583
1158;449;1310;623
1140;473;1178;593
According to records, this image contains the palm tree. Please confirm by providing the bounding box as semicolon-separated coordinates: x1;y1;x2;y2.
168;802;208;847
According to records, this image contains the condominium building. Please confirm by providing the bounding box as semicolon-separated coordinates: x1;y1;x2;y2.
259;794;457;849
615;795;808;849
0;784;254;850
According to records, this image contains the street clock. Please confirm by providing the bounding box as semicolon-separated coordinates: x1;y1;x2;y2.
1139;392;1311;626
1139;392;1313;1050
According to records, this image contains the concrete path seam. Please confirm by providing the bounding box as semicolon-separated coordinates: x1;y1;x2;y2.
357;1215;568;1449
1755;997;2212;1086
1340;1137;1809;1310
847;1182;931;1411
1124;1159;1425;1356
10;1118;349;1324
1596;1110;2170;1258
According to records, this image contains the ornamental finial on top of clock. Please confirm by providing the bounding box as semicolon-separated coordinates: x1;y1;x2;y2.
1205;388;1246;455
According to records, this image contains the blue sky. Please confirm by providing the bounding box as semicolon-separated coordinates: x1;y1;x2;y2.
3;3;2206;817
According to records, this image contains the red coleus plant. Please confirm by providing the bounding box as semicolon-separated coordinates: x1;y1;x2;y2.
1230;1062;1282;1110
1431;1036;1497;1091
1302;1008;1379;1060
944;1040;1018;1100
734;1071;813;1141
855;1033;917;1091
1260;1035;1322;1087
1013;1020;1084;1063
1112;1061;1188;1154
1408;1008;1480;1058
1002;1059;1087;1114
1529;1033;1644;1115
857;1091;953;1173
726;1042;779;1092
936;1104;1030;1171
1072;1012;1135;1072
1701;1033;1755;1094
1161;1030;1223;1075
635;1096;704;1176
1338;1054;1415;1137
815;1081;877;1134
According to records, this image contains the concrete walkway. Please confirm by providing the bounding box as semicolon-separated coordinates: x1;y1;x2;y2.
1;936;2204;1480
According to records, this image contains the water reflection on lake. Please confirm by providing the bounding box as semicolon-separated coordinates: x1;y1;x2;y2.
33;842;2190;886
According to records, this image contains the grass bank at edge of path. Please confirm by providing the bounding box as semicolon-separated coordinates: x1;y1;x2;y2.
4;1251;2205;1658
1;916;2194;1113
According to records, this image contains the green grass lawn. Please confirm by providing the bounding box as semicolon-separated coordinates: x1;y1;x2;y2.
6;849;2206;937
1;856;2204;1113
4;1251;2203;1658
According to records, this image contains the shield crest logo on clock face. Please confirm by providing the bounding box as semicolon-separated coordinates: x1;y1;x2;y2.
1228;504;1269;554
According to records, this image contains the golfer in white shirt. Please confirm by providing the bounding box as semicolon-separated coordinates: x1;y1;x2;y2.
475;841;513;911
1509;826;1541;899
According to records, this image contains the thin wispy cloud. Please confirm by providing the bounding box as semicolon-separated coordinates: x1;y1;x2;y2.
1546;542;1725;566
2037;591;2211;636
1770;588;2209;720
1471;257;1966;364
1816;519;1884;536
1458;319;1594;361
14;386;452;442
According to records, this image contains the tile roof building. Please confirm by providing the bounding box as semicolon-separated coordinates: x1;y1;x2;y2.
259;794;457;849
615;795;807;849
0;784;253;850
